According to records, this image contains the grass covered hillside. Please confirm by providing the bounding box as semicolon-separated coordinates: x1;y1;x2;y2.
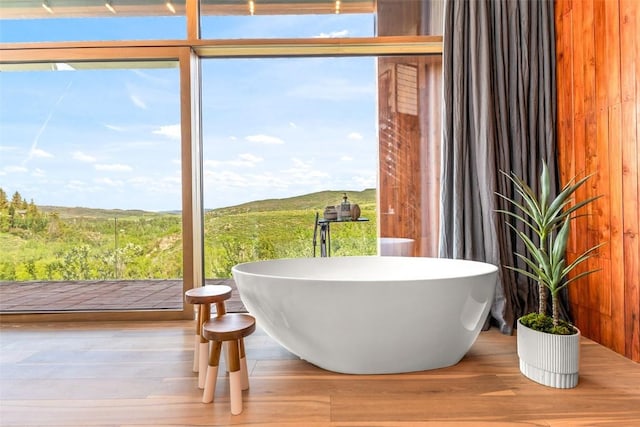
0;189;376;281
212;189;375;215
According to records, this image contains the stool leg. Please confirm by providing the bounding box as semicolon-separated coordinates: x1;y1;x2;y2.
215;302;229;373
198;341;209;389
239;338;249;391
192;304;201;373
193;334;200;373
203;341;222;403
223;341;230;373
198;304;211;389
228;340;243;415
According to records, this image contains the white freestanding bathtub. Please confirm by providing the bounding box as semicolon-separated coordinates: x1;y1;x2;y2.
232;256;498;374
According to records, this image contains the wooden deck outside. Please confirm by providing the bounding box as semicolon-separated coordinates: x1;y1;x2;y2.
0;279;247;313
0;320;639;426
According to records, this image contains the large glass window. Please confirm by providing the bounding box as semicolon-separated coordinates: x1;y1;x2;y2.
0;61;182;310
201;57;378;278
200;0;374;39
0;0;186;43
0;0;444;317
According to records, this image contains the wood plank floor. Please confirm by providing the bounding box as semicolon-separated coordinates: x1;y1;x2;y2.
1;321;639;426
0;279;246;313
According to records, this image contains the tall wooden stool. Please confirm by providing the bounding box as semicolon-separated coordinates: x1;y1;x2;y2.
184;285;232;389
202;313;256;415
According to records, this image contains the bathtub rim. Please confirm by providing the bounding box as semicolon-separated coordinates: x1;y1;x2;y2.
231;256;499;283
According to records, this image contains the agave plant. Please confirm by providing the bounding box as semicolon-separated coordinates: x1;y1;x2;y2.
497;162;603;332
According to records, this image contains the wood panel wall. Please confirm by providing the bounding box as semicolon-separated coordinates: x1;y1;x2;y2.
555;0;640;362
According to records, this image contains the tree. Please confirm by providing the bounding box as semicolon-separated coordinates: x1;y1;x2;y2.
0;188;8;210
27;199;38;215
0;188;8;231
10;191;25;209
57;245;93;280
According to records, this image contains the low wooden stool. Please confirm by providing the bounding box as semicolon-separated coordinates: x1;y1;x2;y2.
202;313;256;415
184;285;232;389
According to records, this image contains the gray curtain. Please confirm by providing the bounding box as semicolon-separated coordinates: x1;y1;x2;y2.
439;0;560;334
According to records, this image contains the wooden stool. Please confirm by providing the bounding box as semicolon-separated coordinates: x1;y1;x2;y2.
184;285;232;389
202;313;256;415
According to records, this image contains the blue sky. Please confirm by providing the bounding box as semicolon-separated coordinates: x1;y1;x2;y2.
0;12;377;211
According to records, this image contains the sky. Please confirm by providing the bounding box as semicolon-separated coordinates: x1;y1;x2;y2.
0;11;377;211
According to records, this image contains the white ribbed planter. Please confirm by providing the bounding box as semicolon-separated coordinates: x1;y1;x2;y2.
517;318;580;389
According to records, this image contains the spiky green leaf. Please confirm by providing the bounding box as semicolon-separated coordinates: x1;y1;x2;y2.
540;162;551;216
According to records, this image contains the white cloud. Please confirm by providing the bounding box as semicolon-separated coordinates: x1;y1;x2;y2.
32;168;46;177
95;177;124;187
203;157;332;196
4;166;28;173
239;153;263;163
130;94;147;109
204;170;251;189
205;153;264;169
340;155;353;161
245;134;284;145
289;122;297;128
104;124;125;132
282;158;329;180
67;180;85;188
73;151;97;163
162;175;181;184
315;30;350;38
352;172;376;189
95;163;133;172
128;176;153;186
290;158;310;170
153;124;181;140
206;170;291;191
128;175;181;195
31;148;53;158
348;132;363;140
65;179;99;192
0;145;17;152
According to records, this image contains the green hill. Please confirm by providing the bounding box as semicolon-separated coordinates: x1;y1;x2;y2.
209;189;376;216
38;189;376;218
38;206;166;219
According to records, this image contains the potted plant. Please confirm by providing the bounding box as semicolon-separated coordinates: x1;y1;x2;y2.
497;163;603;388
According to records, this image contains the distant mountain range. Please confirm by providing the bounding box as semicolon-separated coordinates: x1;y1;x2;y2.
37;206;163;219
38;189;376;219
